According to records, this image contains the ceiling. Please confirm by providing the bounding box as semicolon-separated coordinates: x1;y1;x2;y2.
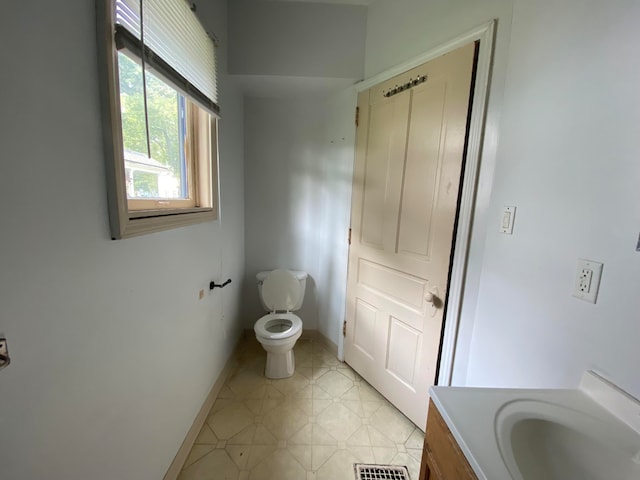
255;0;376;5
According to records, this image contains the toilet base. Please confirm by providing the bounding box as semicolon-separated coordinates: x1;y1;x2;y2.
265;349;296;379
256;329;302;379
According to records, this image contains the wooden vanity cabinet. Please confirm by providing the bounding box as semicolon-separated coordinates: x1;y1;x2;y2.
419;399;478;480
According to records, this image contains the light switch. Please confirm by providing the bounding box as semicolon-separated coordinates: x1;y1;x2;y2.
500;206;516;234
502;211;511;229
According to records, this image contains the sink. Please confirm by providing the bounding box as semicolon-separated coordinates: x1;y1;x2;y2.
495;399;640;480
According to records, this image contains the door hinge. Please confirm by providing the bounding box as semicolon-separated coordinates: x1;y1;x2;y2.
348;228;352;245
343;320;347;337
355;106;360;127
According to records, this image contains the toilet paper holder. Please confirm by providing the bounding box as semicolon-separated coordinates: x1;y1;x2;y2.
210;278;232;290
0;337;10;370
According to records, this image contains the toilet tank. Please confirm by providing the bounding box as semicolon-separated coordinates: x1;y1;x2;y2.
257;270;307;311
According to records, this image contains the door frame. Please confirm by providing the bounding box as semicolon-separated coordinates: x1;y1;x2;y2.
338;20;496;387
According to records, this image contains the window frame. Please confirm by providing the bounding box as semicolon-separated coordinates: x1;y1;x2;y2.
96;0;219;239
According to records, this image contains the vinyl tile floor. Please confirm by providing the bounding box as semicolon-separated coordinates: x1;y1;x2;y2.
178;336;424;480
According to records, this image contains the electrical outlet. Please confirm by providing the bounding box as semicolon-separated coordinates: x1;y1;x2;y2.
573;259;603;304
577;268;593;293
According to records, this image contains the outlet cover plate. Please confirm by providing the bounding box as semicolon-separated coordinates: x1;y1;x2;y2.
573;259;603;304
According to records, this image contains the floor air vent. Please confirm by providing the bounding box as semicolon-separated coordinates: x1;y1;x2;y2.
354;463;411;480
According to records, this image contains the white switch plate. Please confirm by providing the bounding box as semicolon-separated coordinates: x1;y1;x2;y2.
500;206;516;234
573;259;603;304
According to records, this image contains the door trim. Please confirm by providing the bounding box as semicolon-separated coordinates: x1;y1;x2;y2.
344;20;496;386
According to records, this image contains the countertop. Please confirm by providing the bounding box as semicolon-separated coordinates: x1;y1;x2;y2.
429;376;640;480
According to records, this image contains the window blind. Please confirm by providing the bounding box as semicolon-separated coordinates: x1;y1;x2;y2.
115;0;219;114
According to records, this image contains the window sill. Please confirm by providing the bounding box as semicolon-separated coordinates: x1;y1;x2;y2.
128;206;214;219
113;208;217;239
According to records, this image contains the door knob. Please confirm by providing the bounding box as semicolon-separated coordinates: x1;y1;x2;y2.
424;288;443;311
424;290;438;303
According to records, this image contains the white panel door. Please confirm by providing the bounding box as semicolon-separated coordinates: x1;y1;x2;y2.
344;43;476;429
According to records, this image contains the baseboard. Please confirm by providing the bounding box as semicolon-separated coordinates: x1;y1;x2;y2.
302;329;339;358
162;336;242;480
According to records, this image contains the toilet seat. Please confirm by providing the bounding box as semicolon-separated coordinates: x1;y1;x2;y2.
261;270;301;312
254;313;302;340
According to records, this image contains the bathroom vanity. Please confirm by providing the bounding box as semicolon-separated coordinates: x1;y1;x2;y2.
420;399;477;479
419;371;640;480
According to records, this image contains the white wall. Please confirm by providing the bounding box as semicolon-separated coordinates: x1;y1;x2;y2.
0;1;245;479
231;0;363;346
229;0;366;79
238;0;514;356
242;92;355;345
465;0;640;397
365;0;514;385
315;90;357;346
366;0;640;398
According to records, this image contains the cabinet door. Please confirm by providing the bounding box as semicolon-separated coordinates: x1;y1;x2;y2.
422;452;443;480
420;400;477;480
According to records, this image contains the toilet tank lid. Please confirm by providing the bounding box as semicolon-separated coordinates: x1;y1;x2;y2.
257;270;307;282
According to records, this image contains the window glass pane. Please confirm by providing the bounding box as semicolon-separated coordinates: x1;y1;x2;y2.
133;171;159;197
117;52;188;200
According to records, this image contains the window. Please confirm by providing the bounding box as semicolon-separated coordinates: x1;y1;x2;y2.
96;0;220;238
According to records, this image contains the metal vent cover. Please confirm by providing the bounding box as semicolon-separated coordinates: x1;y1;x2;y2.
354;464;411;480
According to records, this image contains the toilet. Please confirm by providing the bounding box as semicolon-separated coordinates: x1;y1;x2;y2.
254;269;307;379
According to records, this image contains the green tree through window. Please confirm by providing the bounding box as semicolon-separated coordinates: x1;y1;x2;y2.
118;52;185;198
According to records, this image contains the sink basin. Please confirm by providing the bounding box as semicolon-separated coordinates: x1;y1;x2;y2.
495;400;640;480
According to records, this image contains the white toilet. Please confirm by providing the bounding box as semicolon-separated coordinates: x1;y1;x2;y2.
254;269;307;379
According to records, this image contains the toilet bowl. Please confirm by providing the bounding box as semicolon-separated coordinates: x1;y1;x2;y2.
254;269;307;379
